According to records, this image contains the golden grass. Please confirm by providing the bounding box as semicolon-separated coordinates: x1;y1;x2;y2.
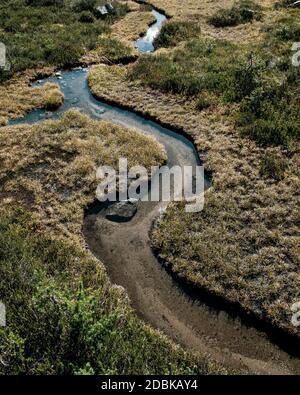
111;9;156;44
88;63;300;335
0;109;166;242
0;68;63;123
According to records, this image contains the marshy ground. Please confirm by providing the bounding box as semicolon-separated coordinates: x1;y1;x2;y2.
88;0;300;354
0;0;299;375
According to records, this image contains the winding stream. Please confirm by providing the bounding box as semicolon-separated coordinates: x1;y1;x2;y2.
135;9;167;52
12;9;300;374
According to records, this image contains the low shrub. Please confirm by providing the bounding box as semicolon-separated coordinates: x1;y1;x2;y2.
237;82;300;148
72;0;97;12
195;95;211;111
95;36;134;62
78;10;95;23
260;153;288;180
154;21;201;48
208;0;262;28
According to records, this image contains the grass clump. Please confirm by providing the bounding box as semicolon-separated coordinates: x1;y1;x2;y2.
154;20;201;48
43;82;64;110
208;0;262;28
0;74;63;122
260;152;288;180
94;36;135;63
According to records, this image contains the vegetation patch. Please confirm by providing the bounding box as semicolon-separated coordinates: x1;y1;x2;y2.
84;35;135;64
154;20;201;48
260;152;288;181
0;69;63;123
0;0;127;81
208;1;262;28
0;205;227;374
129;33;300;150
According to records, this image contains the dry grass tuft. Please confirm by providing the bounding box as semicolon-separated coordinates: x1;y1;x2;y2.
0;68;64;123
0;109;166;242
111;7;156;44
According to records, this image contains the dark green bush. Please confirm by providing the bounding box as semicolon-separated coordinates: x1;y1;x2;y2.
237;82;300;148
274;20;300;41
154;21;201;49
209;0;262;27
0;0;114;78
195;95;210;111
78;10;95;23
72;0;97;12
260;153;288;180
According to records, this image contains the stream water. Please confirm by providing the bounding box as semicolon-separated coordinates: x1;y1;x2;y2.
11;8;300;374
135;9;167;52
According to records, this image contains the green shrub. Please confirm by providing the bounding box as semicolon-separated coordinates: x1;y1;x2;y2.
237;82;300;148
154;21;201;49
130;39;263;101
129;38;237;96
0;206;224;374
209;0;262;28
274;20;300;41
0;0;126;79
72;0;97;12
195;95;210;111
260;153;288;180
78;10;95;23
